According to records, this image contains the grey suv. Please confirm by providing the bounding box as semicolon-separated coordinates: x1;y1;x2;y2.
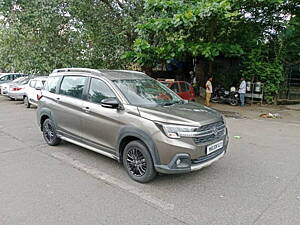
37;68;228;183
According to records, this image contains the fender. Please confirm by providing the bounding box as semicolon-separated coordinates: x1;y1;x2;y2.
116;126;161;165
37;107;54;131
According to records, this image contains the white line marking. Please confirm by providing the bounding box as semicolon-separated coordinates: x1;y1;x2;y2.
51;152;174;211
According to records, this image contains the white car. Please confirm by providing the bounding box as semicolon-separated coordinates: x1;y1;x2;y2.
0;77;27;96
7;77;31;100
23;76;48;108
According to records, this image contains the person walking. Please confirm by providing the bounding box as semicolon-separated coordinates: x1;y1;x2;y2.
205;77;213;106
239;77;246;106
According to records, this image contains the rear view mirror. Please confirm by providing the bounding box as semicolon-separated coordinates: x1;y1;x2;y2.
101;98;119;109
35;87;42;90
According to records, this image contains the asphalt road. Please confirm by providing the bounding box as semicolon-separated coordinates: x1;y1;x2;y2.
0;96;300;225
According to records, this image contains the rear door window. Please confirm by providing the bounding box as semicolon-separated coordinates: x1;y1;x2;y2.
0;75;10;81
59;76;87;99
88;78;116;104
170;82;180;93
35;80;44;89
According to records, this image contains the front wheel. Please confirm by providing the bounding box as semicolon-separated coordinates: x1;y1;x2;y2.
123;140;157;183
42;119;61;146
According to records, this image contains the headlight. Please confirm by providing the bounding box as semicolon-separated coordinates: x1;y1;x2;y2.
156;122;199;139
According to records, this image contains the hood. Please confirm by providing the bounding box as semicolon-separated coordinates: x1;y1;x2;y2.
138;103;222;126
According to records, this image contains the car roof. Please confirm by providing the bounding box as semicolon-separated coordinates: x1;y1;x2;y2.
31;76;48;81
0;73;26;75
51;68;149;80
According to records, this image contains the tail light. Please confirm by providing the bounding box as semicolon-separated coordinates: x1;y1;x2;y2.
11;87;23;91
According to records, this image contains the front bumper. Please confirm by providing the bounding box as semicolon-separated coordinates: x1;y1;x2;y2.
155;135;228;174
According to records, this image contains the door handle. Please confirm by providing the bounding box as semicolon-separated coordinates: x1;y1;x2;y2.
82;106;90;112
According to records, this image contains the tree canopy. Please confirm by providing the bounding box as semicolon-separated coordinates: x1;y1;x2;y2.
0;0;298;102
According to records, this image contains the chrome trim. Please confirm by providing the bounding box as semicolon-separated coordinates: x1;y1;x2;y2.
191;151;225;171
59;136;118;160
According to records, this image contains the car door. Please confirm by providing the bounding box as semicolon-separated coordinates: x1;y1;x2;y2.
27;80;36;102
53;75;88;140
81;77;124;153
31;80;45;103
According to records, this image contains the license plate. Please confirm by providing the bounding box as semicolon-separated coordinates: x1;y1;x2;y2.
207;140;223;155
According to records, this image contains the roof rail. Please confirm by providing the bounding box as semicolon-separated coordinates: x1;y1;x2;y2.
52;68;101;75
114;70;144;74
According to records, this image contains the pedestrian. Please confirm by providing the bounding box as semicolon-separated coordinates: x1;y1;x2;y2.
239;77;246;106
205;77;213;106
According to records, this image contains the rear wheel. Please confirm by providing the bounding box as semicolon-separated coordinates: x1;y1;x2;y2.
42;118;61;146
123;140;157;183
24;96;30;108
211;97;219;103
230;98;239;106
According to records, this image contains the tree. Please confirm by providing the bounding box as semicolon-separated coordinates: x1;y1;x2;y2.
0;0;145;73
128;0;299;102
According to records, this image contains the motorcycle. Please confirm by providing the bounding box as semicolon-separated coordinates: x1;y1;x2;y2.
211;86;239;106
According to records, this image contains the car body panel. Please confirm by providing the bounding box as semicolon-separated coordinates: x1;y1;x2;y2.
162;81;195;101
24;77;48;106
37;68;228;176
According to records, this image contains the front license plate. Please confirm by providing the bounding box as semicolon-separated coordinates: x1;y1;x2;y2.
207;140;223;155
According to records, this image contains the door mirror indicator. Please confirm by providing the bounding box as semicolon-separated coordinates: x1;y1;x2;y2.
101;98;119;109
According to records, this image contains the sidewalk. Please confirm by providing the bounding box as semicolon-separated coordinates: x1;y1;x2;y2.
196;97;300;124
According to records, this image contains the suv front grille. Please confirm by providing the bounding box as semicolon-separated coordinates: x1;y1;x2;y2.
193;121;225;144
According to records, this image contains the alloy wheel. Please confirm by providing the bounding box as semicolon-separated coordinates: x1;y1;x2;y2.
126;148;147;177
44;122;55;143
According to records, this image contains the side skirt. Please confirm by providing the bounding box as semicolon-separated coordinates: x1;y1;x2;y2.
58;135;119;161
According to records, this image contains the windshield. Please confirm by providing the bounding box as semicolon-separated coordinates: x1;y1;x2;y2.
113;79;183;106
13;77;26;83
17;77;30;85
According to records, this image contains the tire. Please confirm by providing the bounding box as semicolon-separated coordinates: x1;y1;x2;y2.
42;118;61;146
24;96;30;108
122;140;157;183
230;98;239;106
211;97;219;103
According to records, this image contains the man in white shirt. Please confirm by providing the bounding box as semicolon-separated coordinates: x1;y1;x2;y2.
205;77;213;106
238;77;246;106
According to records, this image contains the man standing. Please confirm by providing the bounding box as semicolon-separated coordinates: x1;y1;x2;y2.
239;77;246;106
205;77;213;106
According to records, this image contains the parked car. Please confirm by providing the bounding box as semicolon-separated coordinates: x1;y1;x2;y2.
160;80;196;101
0;77;27;96
37;68;228;183
7;76;31;100
23;76;48;108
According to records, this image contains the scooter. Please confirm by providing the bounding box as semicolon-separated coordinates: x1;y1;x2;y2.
211;86;239;106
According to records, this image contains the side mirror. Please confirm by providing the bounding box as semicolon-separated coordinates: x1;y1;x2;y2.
101;98;120;109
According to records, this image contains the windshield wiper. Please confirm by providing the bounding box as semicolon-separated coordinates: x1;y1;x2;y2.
161;100;184;106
